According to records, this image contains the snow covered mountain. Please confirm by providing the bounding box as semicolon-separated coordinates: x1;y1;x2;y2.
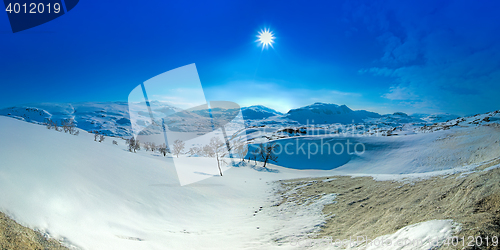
364;112;426;125
412;113;460;123
0;102;183;137
0;102;132;136
0;102;287;136
0;101;467;138
286;102;381;124
241;105;282;120
0;101;249;137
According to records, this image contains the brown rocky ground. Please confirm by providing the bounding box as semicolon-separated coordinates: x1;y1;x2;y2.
275;159;500;249
0;212;67;250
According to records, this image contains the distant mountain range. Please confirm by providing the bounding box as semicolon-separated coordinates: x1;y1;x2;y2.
242;103;458;126
285;102;381;124
0;102;134;136
0;101;459;137
241;105;282;120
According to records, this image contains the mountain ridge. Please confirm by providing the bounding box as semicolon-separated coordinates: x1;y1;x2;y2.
0;101;462;136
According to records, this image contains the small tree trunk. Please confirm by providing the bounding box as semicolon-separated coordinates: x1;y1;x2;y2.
262;154;270;168
216;154;223;176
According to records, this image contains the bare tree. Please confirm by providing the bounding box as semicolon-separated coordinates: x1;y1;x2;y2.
98;134;105;143
128;137;140;152
250;148;259;164
158;147;167;156
62;119;77;134
257;142;280;168
44;118;54;129
208;137;227;176
93;131;100;141
43;118;79;135
172;139;185;158
234;143;248;163
62;120;69;133
53;120;61;132
188;146;202;156
128;137;135;152
134;139;141;152
158;143;168;156
144;142;151;151
202;145;214;157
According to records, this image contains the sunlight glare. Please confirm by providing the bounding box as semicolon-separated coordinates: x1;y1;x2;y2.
256;28;275;49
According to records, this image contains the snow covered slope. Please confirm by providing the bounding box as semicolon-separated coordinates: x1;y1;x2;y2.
0;116;345;250
411;113;460;123
365;112;426;125
1;110;499;249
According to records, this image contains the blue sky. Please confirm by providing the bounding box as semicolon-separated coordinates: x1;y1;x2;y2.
1;0;500;115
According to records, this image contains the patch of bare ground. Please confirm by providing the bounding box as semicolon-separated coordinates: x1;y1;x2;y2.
275;164;500;249
0;212;67;250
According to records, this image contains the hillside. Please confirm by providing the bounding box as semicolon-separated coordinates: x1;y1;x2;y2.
1;109;500;249
0;116;342;249
0;212;67;249
276;163;500;250
0;102;135;136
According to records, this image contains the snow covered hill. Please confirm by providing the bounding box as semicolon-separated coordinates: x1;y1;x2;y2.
0;102;138;137
0;101;214;137
0;116;344;249
412;113;460;123
0;102;281;137
364;112;426;125
241;105;283;120
1;109;500;249
0;101;474;139
285;102;381;124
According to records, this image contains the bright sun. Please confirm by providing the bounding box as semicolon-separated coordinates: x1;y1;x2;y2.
256;28;275;49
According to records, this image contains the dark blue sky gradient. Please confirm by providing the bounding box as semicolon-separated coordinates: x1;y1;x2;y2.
1;0;500;115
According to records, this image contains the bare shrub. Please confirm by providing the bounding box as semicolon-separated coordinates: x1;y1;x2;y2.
158;143;169;156
172;139;185;158
257;142;279;168
128;137;140;152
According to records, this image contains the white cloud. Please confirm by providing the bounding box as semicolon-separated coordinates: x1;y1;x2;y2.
330;90;362;97
382;85;418;100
